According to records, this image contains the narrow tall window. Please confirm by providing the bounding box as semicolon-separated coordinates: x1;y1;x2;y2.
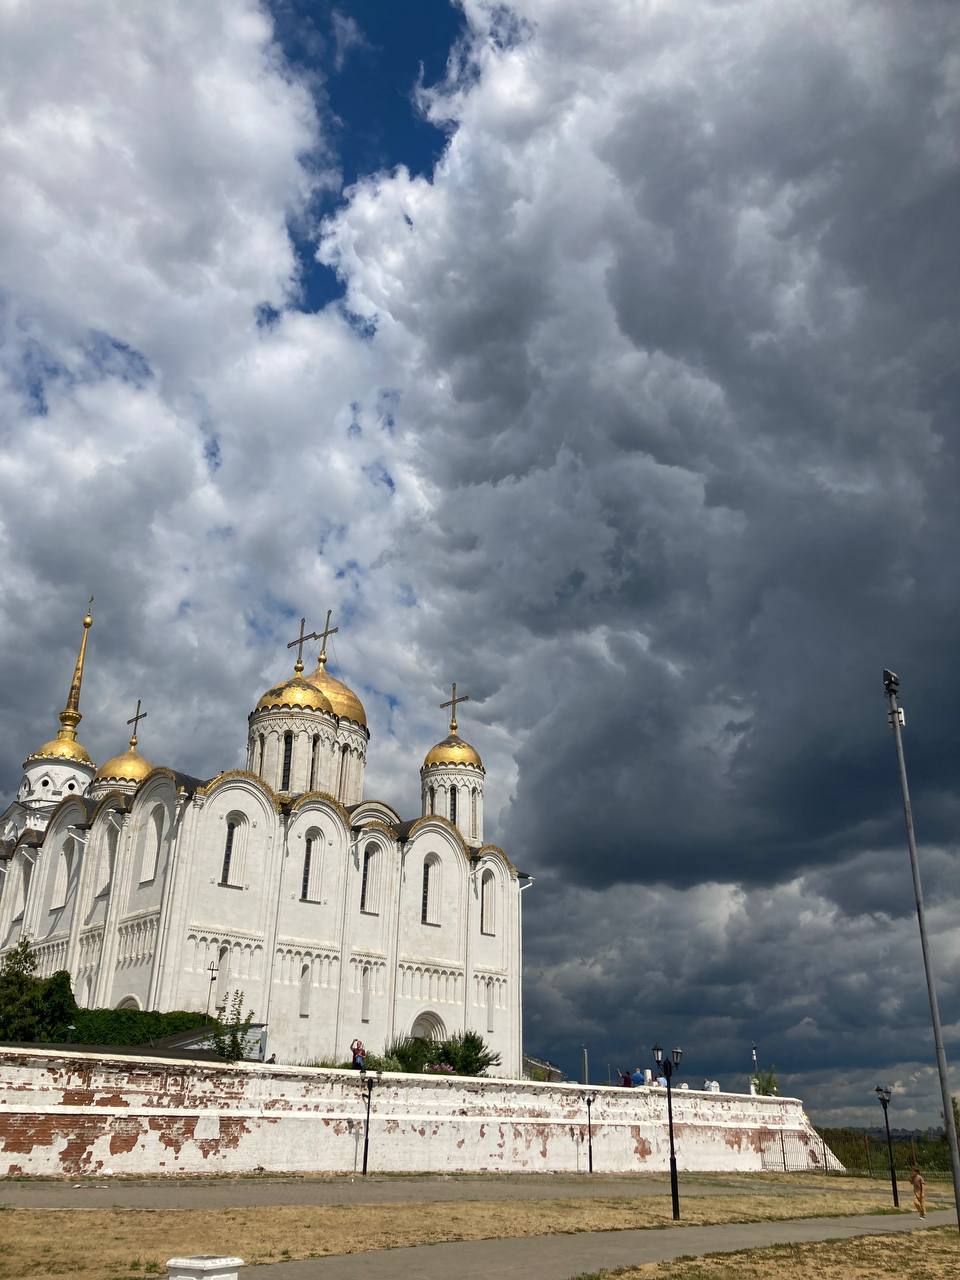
141;806;163;883
486;978;495;1033
299;963;311;1018
361;965;371;1023
51;840;73;910
221;822;236;885
310;735;320;790
301;838;313;901
360;845;378;914
449;785;458;826
337;744;349;799
257;733;265;774
471;788;479;838
281;732;293;791
429;785;435;814
480;869;496;935
421;855;440;926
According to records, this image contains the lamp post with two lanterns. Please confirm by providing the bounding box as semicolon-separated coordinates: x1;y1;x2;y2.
653;1043;683;1220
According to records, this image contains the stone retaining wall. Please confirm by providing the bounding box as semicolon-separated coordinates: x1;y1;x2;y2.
0;1047;839;1177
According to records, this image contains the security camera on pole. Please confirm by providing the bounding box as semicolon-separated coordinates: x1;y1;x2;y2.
882;669;960;1231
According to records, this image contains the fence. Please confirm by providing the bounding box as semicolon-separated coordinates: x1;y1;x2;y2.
760;1129;837;1172
822;1129;955;1180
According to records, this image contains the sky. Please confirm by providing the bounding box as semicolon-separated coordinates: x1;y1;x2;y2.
1;0;959;1127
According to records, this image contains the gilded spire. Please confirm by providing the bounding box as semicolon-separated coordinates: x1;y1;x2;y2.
57;598;93;743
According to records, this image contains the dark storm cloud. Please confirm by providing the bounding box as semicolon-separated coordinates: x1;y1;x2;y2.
3;0;960;1121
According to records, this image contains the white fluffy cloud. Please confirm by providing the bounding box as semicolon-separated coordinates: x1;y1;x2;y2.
2;0;959;1119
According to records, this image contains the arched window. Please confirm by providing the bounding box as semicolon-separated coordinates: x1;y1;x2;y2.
486;978;495;1033
14;859;32;920
471;787;479;838
428;785;435;814
449;785;458;826
421;855;440;926
310;735;320;790
99;822;119;897
51;838;74;910
359;843;379;914
281;731;294;792
299;962;311;1018
480;869;496;936
257;733;265;775
220;814;247;888
140;806;164;883
301;831;323;902
337;744;349;799
361;964;371;1023
215;944;230;1008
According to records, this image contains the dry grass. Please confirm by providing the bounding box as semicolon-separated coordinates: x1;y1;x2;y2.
585;1225;960;1279
0;1185;948;1280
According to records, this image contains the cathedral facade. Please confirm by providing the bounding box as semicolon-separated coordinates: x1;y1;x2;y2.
0;609;525;1074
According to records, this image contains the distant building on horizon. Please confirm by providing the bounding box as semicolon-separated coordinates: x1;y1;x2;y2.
0;606;525;1073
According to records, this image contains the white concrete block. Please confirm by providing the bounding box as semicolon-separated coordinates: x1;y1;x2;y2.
166;1258;245;1280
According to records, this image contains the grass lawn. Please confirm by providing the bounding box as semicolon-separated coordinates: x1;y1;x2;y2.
579;1225;960;1279
0;1184;951;1280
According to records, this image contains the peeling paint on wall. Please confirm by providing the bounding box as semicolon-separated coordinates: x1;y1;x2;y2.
0;1047;840;1177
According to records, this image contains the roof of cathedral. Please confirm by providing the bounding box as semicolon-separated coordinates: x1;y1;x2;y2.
306;654;367;727
422;732;484;771
24;603;95;768
255;667;334;716
95;738;154;785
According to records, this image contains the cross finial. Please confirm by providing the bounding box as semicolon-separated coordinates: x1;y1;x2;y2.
317;609;339;668
126;698;147;748
287;617;320;674
440;681;470;734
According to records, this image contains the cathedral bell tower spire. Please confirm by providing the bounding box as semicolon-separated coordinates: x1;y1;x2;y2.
57;597;94;746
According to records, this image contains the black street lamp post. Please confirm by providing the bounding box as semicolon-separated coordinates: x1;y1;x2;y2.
584;1094;595;1173
653;1043;683;1220
360;1071;380;1176
875;1085;900;1207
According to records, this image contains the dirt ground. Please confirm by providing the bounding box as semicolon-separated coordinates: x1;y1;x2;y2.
588;1225;960;1279
1;1183;949;1280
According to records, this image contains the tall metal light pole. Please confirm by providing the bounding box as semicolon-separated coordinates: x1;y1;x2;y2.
883;670;960;1229
653;1043;682;1220
875;1086;900;1207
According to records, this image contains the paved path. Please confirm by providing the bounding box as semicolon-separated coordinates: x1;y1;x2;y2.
0;1172;820;1211
246;1209;958;1280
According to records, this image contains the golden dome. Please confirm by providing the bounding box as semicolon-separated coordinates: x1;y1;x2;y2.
25;737;94;767
95;740;154;784
307;656;367;726
423;733;484;771
255;672;334;716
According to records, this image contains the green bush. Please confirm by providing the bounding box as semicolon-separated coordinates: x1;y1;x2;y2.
71;1006;211;1047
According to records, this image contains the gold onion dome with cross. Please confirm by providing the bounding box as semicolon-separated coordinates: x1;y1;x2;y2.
423;683;484;771
304;609;367;727
95;700;155;784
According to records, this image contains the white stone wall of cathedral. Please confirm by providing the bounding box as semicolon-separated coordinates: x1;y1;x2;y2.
246;711;367;803
420;765;484;844
0;772;520;1077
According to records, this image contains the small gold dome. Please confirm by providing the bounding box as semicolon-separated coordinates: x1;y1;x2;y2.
255;673;334;715
307;658;367;726
96;741;154;785
423;733;484;771
25;737;94;767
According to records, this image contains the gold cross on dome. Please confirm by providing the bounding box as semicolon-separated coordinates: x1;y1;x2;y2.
287;617;320;673
126;698;147;746
317;609;340;666
440;681;470;734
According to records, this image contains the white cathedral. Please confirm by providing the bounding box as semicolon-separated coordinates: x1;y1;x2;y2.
0;607;525;1074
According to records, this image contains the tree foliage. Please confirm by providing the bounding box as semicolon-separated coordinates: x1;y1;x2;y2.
211;989;255;1061
753;1065;779;1096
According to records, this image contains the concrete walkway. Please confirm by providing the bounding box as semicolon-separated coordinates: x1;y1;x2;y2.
246;1209;957;1280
